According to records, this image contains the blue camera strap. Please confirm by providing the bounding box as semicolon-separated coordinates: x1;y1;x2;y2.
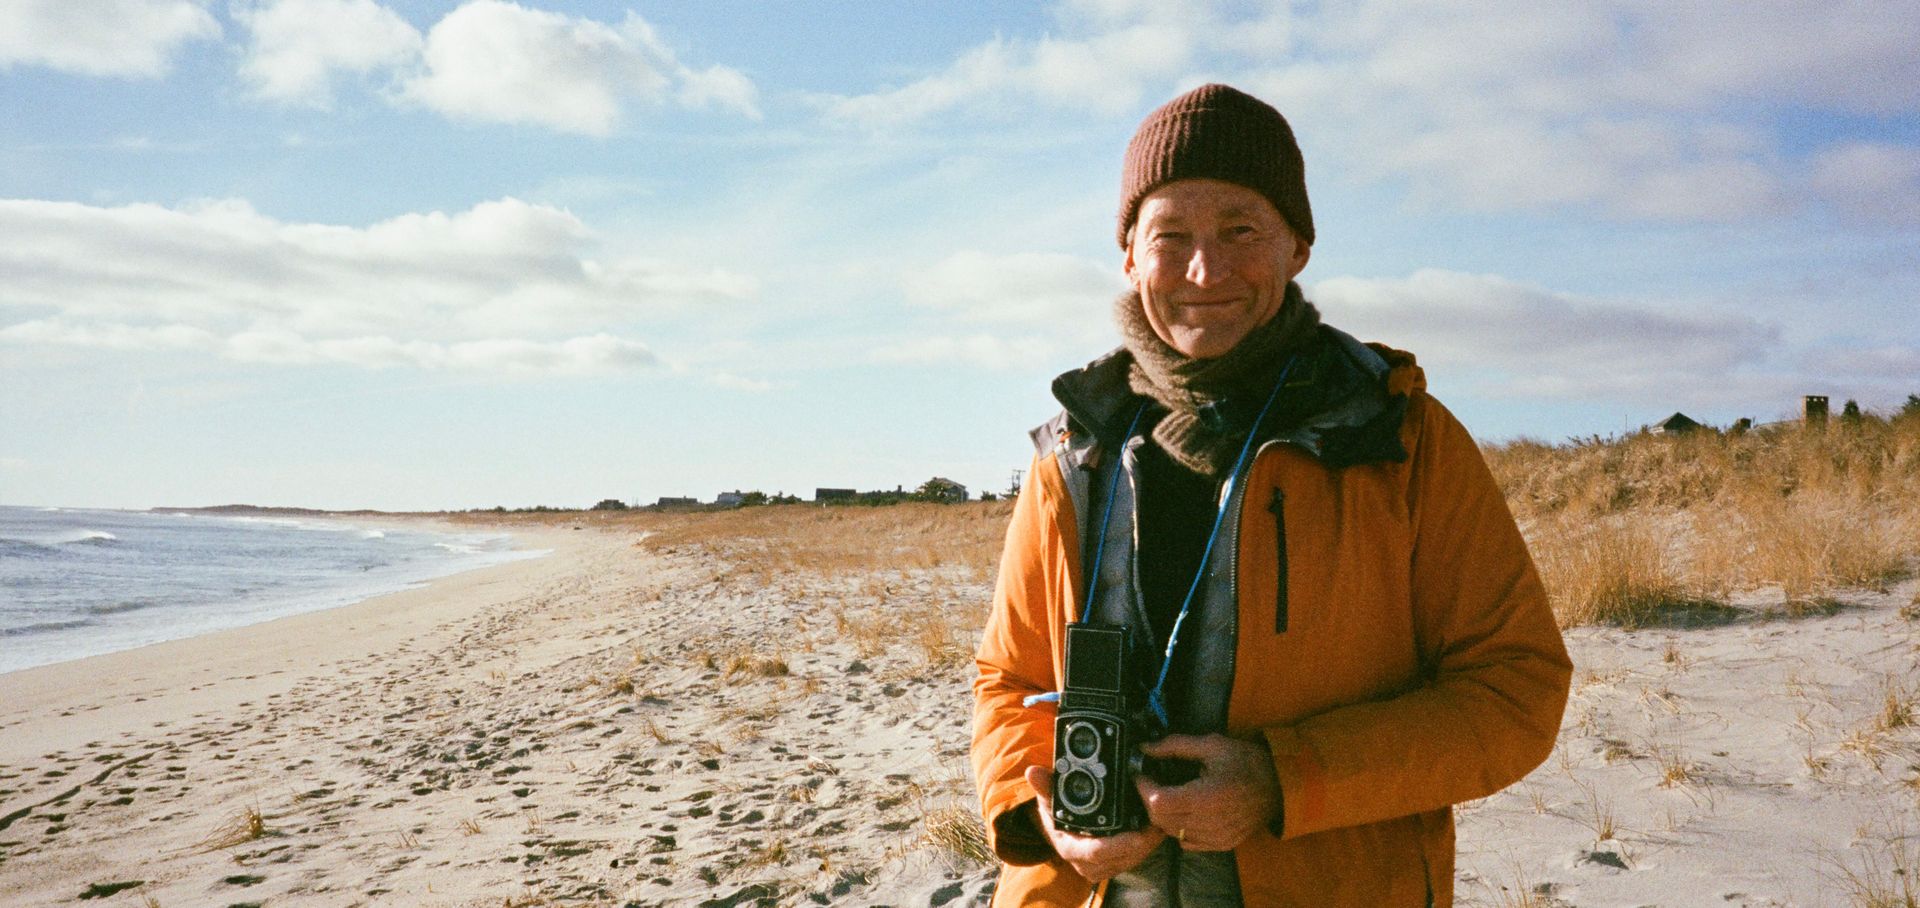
1145;355;1295;727
1019;402;1149;712
1036;356;1298;724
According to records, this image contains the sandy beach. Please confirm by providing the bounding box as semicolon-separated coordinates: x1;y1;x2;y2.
4;505;1920;906
0;518;997;907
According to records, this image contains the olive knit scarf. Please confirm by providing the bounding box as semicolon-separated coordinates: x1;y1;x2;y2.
1117;282;1322;478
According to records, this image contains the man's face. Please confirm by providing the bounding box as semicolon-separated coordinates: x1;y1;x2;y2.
1124;179;1311;360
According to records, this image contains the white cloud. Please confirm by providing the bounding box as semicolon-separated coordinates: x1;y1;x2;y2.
888;250;1122;371
1352;112;1786;220
833;1;1920;223
677;63;759;117
401;1;758;134
1246;1;1920;222
1852;345;1920;376
869;334;1059;371
706;372;774;393
0;320;656;373
1843;343;1920;378
1799;343;1920;389
1311;269;1780;402
0;319;216;351
0;196;755;375
1616;4;1920;116
905;250;1123;324
0;0;218;78
824;20;1192;127
236;0;422;106
239;331;657;373
1810;142;1920;225
1275;2;1920;121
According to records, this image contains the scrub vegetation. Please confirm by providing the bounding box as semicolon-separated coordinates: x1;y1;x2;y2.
483;404;1920;634
465;404;1920;638
1486;410;1920;627
554;500;1013;583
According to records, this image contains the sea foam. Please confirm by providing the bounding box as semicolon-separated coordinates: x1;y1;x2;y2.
0;507;539;674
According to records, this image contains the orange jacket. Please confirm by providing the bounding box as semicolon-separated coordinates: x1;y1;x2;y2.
972;347;1571;907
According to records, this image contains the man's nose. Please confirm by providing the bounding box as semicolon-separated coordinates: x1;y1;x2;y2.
1186;238;1227;287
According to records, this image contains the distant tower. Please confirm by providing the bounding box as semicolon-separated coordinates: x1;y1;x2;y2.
1803;395;1829;426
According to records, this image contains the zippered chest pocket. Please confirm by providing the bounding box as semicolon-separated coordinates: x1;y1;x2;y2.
1268;489;1289;634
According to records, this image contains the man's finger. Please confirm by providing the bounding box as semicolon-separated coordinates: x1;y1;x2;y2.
1024;765;1053;808
1137;774;1204;817
1180;833;1235;853
1137;734;1221;762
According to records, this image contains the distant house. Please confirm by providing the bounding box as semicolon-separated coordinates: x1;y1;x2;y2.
1650;412;1703;435
714;491;745;507
815;488;856;503
655;496;700;509
918;477;969;503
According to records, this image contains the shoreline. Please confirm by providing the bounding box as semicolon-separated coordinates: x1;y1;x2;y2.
0;522;579;768
0;519;994;906
0;509;545;678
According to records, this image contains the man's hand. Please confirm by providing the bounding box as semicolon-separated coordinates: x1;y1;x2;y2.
1135;734;1281;852
1023;765;1166;882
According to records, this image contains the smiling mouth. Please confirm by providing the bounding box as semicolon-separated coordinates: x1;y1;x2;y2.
1175;299;1245;319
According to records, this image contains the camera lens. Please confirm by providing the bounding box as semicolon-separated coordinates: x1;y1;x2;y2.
1066;723;1101;760
1059;769;1098;810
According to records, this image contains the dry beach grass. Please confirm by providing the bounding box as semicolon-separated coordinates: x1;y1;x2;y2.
1490;414;1920;627
1468;413;1920;906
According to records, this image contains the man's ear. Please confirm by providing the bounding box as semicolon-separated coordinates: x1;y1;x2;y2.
1284;235;1311;281
1122;236;1140;289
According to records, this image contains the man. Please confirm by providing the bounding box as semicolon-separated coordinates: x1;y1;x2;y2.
971;84;1572;906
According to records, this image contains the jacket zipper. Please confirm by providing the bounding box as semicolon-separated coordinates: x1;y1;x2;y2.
1222;464;1245;711
1267;488;1289;634
1122;439;1155;646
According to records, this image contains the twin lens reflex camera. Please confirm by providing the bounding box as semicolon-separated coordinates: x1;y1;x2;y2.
1049;623;1199;835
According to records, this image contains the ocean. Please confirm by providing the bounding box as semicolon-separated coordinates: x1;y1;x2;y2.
0;506;542;675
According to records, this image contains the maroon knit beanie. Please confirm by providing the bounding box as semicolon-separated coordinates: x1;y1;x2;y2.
1118;83;1313;249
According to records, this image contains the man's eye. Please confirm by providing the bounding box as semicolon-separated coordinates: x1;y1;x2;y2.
1227;225;1259;239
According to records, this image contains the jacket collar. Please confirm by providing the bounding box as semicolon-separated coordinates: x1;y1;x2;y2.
1050;325;1420;468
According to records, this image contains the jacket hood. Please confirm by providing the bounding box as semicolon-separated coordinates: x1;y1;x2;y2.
1371;341;1425;397
1045;325;1422;468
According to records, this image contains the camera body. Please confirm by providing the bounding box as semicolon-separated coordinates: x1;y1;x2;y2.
1050;623;1199;836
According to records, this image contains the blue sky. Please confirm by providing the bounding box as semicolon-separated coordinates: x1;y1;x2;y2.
2;0;1917;510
